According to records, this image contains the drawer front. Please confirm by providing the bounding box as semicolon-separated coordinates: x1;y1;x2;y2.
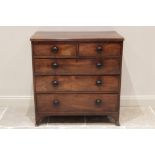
37;94;118;113
33;43;76;57
79;43;122;57
34;58;120;75
35;76;119;92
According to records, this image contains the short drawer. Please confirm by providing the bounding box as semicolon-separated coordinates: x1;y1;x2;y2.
35;76;119;93
79;43;122;57
37;94;118;113
33;42;76;57
34;58;121;75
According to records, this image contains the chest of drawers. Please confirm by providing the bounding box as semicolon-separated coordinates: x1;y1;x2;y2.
30;31;124;126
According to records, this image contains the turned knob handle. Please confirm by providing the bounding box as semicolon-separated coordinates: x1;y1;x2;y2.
52;62;59;68
96;62;103;68
95;99;102;106
52;80;59;87
96;46;103;53
51;46;59;53
96;80;102;86
53;99;60;106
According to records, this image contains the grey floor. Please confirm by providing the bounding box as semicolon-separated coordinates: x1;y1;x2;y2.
0;102;155;128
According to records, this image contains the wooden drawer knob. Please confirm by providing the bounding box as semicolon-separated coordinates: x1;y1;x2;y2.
96;46;103;53
96;62;103;68
51;46;59;53
95;99;102;106
96;80;102;86
52;80;59;87
53;99;60;107
52;62;59;68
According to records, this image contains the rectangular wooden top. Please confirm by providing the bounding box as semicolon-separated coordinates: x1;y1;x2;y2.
30;31;124;42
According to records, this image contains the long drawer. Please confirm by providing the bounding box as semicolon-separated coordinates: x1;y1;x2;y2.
37;94;118;113
34;58;121;75
35;75;119;93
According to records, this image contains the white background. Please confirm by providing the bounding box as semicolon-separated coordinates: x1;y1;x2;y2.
0;0;155;155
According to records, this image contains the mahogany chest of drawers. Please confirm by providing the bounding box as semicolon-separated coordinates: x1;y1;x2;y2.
30;31;124;126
